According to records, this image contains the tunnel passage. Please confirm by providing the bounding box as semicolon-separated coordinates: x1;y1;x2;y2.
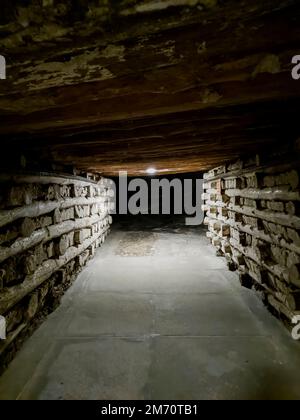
1;185;300;400
1;149;300;376
0;0;300;400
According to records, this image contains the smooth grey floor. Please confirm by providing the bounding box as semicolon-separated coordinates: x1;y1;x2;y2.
0;224;300;400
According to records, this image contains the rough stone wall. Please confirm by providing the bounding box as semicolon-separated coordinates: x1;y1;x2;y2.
0;173;113;372
203;156;300;330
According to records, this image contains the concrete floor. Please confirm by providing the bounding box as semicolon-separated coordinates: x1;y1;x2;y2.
0;222;300;400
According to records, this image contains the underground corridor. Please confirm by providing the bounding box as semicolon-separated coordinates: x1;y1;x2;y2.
1;213;300;400
0;0;300;402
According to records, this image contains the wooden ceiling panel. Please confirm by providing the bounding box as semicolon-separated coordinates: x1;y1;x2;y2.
0;0;299;175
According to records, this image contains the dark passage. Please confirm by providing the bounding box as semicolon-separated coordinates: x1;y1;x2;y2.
0;0;300;401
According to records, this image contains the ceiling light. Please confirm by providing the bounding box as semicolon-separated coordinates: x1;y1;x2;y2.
146;167;157;175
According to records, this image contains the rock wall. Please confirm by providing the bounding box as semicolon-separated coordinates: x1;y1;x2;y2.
0;173;113;372
203;156;300;330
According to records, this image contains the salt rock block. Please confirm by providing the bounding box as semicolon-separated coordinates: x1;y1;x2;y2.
289;264;300;288
0;316;6;340
20;217;36;237
26;293;39;320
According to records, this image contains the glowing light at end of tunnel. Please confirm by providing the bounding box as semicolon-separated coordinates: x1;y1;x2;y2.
146;167;157;175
